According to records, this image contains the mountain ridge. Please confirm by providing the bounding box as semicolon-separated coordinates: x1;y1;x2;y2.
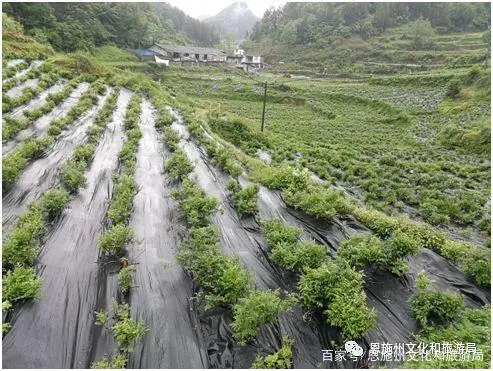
204;2;259;40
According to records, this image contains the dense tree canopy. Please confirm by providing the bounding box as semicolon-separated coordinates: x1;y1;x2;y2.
250;2;491;46
3;2;220;52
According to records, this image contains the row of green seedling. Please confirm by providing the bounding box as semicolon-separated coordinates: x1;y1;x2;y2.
93;93;147;368
161;119;296;351
191;110;490;342
2;86;120;335
3;65;72;113
2;60;29;81
3;78;79;142
151;92;296;363
2;79;107;192
59;88;120;193
188;110;489;287
2;60;52;93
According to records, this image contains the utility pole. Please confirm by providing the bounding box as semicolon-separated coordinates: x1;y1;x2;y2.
261;81;267;132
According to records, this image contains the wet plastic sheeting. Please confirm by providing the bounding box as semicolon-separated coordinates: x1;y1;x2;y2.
5;59;24;68
126;99;207;368
3;82;89;156
2;89;132;369
170;114;329;368
6;78;39;99
2;89;112;235
3;60;43;84
169;109;490;369
14;60;43;80
2;103;488;369
7;80;66;119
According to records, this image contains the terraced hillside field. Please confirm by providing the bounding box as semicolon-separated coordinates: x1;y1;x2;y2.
2;11;491;370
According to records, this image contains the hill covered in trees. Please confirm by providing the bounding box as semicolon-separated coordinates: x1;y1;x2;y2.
3;2;220;52
244;2;490;72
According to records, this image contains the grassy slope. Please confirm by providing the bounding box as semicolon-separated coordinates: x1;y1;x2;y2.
2;13;53;61
243;29;487;75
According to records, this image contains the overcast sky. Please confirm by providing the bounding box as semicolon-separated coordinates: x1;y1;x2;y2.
164;0;287;19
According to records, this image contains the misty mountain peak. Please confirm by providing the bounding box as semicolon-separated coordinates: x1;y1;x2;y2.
204;2;259;40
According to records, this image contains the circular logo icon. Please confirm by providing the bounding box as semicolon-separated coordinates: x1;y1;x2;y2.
345;341;364;357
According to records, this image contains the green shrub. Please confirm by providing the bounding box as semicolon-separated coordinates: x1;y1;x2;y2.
250;164;310;191
2;151;29;190
183;225;221;250
262;219;302;246
445;78;461;99
60;160;86;193
325;289;377;339
338;231;420;276
272;240;326;271
176;226;251;308
353;207;399;237
163;126;180;151
208;115;268;155
95;310;109;326
261;219;327;271
2;206;44;268
73;144;95;163
38;188;71;221
112;303;148;352
338;233;385;267
3;136;54;190
99;224;134;256
404;305;490;369
397;218;447;251
385;231;420;267
177;245;251;308
118;265;134;295
154;108;173;128
171;179;219;228
232;289;296;344
2;267;42;303
283;184;354;220
460;248;491;287
165;150;193;181
107;174;138;225
251;337;294;369
211;146;243;178
226;179;259;215
299;261;376;339
118;139;137;163
91;353;126;369
410;271;465;328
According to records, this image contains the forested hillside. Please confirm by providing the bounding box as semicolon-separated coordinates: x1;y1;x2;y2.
3;2;219;52
245;2;491;72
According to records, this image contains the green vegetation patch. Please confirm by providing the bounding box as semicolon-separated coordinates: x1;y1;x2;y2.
176;226;251;309
251;337;294;369
232;289;296;344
